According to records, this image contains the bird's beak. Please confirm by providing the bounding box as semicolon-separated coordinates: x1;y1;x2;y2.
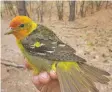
4;28;13;35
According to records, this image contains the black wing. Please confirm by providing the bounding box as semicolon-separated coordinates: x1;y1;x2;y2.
21;24;86;62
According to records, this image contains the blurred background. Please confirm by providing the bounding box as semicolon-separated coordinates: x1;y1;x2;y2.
1;1;112;22
1;1;112;92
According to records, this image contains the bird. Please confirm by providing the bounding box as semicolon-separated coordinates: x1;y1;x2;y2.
5;16;110;92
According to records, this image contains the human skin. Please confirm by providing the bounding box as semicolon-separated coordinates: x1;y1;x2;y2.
24;61;61;92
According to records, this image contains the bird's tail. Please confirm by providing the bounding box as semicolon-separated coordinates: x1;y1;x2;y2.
56;62;110;92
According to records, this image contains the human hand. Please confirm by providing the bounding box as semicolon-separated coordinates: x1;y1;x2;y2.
24;61;61;92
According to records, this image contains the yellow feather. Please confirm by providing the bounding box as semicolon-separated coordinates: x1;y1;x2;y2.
32;42;41;47
57;62;80;71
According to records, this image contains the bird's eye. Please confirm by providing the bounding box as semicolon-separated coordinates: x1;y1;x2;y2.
20;24;24;27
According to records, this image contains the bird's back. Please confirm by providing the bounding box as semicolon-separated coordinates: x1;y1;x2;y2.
19;24;86;72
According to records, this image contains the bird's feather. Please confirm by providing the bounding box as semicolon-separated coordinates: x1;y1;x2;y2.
56;62;110;92
21;24;86;62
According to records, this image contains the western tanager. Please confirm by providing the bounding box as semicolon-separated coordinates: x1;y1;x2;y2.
5;16;110;92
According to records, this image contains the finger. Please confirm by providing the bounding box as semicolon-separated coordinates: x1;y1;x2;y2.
38;72;51;84
24;60;32;70
50;70;58;79
32;76;41;86
32;76;43;91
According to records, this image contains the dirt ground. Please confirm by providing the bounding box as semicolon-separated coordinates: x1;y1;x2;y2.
1;9;112;92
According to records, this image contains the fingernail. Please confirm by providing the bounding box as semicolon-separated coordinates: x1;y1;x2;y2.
39;72;48;79
32;76;40;85
38;72;50;84
50;70;57;79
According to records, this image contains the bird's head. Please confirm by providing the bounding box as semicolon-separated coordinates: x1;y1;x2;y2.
5;16;37;40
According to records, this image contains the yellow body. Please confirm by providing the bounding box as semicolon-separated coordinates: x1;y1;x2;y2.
6;16;110;92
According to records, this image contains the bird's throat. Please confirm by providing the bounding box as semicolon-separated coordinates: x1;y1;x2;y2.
13;30;28;40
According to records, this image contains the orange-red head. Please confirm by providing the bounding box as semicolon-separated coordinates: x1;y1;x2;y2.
5;16;37;40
